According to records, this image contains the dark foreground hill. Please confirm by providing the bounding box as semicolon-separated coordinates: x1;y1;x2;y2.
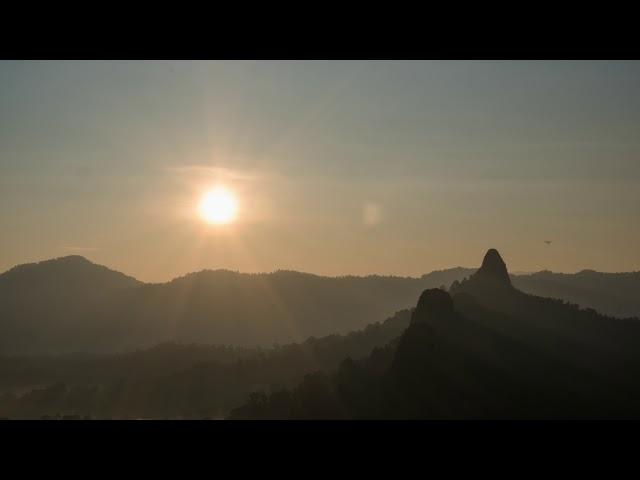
0;309;411;419
1;254;639;354
229;250;640;419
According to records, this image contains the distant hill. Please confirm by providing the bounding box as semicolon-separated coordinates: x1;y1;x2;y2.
0;254;638;354
0;256;141;354
89;267;475;352
512;270;640;320
229;250;640;420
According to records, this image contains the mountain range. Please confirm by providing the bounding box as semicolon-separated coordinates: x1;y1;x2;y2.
1;254;638;354
2;248;640;419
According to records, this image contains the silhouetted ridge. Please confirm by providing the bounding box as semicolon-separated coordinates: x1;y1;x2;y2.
4;248;640;357
2;255;91;276
473;248;511;286
229;249;640;420
410;288;455;325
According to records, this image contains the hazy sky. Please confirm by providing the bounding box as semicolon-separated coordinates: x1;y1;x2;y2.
1;61;639;281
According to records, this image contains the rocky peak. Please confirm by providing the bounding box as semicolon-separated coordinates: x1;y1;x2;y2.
410;288;455;325
475;248;511;286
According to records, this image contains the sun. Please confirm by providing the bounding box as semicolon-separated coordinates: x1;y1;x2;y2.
199;187;238;225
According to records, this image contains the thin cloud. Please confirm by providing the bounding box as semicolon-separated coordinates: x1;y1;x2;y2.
164;165;262;182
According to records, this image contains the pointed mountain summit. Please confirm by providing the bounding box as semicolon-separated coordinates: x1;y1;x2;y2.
473;248;511;286
448;249;513;299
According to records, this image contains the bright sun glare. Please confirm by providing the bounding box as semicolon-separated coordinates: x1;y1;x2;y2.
199;187;238;225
